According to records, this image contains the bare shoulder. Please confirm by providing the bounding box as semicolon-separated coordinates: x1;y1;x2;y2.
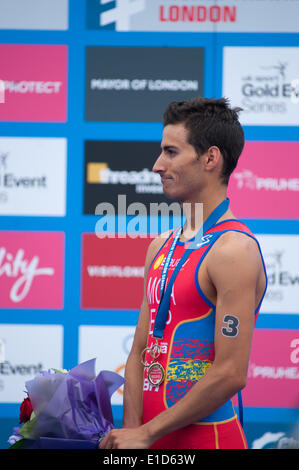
212;230;260;258
207;230;262;280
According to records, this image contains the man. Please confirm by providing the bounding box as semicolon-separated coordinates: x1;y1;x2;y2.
100;97;267;449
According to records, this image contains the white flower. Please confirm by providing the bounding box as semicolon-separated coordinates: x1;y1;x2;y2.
8;434;22;445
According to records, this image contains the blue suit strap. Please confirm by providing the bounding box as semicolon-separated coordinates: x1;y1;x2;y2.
238;391;244;428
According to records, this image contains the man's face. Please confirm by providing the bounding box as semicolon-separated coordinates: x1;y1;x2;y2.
153;123;204;202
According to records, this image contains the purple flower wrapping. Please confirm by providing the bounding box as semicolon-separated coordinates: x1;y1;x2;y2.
24;358;124;443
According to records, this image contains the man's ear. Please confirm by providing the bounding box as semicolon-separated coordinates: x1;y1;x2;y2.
204;146;222;172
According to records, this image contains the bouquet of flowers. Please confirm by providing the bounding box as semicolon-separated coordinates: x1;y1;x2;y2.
8;358;124;449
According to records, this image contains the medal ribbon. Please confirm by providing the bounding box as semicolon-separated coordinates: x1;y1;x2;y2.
153;198;230;340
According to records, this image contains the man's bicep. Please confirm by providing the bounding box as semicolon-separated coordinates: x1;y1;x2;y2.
213;277;256;377
209;236;260;379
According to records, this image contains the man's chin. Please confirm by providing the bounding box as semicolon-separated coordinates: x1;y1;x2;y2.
162;189;182;203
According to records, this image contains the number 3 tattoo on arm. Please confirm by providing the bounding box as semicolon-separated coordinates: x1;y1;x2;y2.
221;314;240;337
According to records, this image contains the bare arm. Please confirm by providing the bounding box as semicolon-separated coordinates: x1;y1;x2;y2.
100;232;262;448
120;235;168;428
121;294;149;428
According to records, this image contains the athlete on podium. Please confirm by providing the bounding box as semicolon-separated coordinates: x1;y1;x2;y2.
100;97;267;449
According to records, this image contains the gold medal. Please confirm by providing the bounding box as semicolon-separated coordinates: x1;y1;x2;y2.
147;361;165;386
141;339;165;387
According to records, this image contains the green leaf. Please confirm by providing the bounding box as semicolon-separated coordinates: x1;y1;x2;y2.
18;415;37;439
9;439;25;449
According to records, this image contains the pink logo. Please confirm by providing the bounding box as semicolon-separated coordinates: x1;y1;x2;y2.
0;45;67;122
234;329;299;408
228;142;299;219
0;231;64;309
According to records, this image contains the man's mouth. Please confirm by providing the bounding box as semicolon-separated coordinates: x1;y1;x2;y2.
161;175;172;183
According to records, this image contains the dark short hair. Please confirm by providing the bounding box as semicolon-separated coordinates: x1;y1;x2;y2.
163;97;244;185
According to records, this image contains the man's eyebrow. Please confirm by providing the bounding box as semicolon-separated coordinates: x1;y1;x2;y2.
161;144;179;151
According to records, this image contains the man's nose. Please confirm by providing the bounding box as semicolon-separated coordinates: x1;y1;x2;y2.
152;153;165;173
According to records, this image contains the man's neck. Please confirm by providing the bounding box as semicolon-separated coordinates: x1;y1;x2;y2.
181;188;229;238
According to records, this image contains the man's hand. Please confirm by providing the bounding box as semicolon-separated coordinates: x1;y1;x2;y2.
99;426;152;449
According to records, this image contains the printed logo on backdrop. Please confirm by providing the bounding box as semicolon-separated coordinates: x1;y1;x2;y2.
0;137;67;216
0;231;64;309
79;326;135;405
84;140;171;214
81;234;152;309
0;325;63;403
245;422;299;449
237;330;299;409
86;0;299;33
0;80;4;104
228;142;299;219
223;47;299;125
0;44;67;122
291;78;299;104
0;0;68;30
254;235;299;315
85;47;204;122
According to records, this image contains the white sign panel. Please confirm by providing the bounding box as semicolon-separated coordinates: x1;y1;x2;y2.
0;137;67;216
0;324;63;403
0;0;68;30
257;235;299;314
223;47;299;126
79;325;135;405
0;338;4;363
94;0;299;33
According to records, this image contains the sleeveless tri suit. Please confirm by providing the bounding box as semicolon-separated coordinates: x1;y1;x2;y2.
142;218;267;449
